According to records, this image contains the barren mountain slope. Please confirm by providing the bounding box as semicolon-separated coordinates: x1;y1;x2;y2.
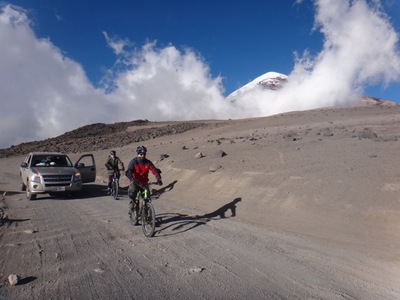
1;105;400;299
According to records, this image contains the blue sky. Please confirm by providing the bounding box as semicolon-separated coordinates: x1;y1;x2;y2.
1;0;400;148
9;0;323;94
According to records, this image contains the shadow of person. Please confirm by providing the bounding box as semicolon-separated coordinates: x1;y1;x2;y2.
151;180;178;199
154;197;242;237
202;197;242;219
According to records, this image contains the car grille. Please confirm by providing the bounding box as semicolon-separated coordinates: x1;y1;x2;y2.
43;175;73;187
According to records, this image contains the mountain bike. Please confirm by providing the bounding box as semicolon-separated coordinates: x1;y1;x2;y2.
129;184;156;237
110;171;120;200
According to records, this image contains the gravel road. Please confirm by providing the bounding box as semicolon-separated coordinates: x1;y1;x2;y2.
1;185;399;300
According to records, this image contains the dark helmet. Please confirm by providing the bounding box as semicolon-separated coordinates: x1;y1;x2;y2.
136;145;147;154
110;150;116;156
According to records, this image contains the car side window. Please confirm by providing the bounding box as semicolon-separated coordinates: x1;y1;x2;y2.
27;155;32;166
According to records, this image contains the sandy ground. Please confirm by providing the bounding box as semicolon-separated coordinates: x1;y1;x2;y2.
1;105;400;299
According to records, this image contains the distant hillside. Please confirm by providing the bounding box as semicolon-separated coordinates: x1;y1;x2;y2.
2;85;396;158
0;120;210;158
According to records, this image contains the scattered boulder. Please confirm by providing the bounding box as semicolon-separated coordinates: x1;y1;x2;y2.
8;274;19;286
94;268;106;273
194;153;204;159
190;267;204;273
159;154;169;161
215;150;227;158
209;164;222;172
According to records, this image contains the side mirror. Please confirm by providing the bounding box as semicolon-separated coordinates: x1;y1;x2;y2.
20;162;28;168
75;163;85;168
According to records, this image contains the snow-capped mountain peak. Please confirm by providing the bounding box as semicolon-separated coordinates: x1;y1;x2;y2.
227;72;288;100
226;71;397;107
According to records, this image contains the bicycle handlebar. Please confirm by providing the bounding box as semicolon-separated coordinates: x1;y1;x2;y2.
128;181;162;189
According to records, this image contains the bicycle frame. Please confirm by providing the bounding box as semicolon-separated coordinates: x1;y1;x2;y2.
134;186;150;217
110;171;120;200
112;172;119;183
131;184;156;237
135;186;149;201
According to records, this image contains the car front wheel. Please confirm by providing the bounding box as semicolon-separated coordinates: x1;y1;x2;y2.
26;181;37;200
20;181;26;191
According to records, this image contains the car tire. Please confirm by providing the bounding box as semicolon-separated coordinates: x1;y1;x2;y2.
20;181;26;191
26;181;37;201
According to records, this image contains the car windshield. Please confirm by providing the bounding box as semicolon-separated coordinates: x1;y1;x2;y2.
32;155;72;167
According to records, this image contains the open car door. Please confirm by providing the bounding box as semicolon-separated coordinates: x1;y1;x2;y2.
74;154;96;183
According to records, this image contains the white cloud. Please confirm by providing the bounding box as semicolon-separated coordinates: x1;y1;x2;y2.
107;42;230;121
0;4;112;147
103;31;130;55
0;0;400;148
0;4;230;148
229;0;400;116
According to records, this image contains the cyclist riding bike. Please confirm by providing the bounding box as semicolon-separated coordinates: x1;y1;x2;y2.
126;146;162;220
105;150;125;194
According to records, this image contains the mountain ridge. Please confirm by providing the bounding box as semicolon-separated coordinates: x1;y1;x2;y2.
1;71;396;157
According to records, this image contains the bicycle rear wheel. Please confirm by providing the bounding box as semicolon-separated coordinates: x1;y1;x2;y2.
142;201;156;237
129;201;139;226
112;179;118;200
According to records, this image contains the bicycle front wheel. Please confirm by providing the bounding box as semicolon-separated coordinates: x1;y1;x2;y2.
142;201;156;237
111;180;118;200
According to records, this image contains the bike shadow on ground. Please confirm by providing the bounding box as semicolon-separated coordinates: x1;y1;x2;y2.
154;197;242;237
0;217;31;226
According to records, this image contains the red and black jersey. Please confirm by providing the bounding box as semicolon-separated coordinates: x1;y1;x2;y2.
126;157;161;186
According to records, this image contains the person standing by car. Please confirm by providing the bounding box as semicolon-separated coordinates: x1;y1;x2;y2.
126;146;162;220
105;150;125;194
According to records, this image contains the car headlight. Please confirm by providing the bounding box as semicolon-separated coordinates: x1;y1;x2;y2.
31;173;41;183
73;172;81;182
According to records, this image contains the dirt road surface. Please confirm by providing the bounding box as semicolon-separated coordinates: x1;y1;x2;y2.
0;187;398;300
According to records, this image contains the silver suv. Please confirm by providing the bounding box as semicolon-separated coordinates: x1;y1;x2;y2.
20;152;96;200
